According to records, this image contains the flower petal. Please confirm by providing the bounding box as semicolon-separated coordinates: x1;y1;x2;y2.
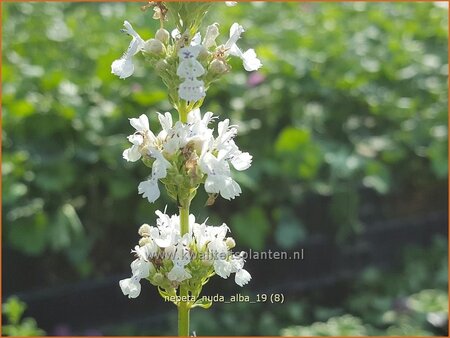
138;179;160;203
235;269;251;286
119;277;141;298
111;58;134;79
231;151;252;171
178;79;206;102
123;145;141;162
129;114;149;132
242;49;262;71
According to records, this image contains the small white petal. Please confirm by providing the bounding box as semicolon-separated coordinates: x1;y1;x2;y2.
178;79;206;102
225;23;244;50
225;1;237;6
123;145;141;162
150;151;171;179
129;114;149;132
230;256;244;273
191;32;202;46
130;259;152;279
111;58;134;79
127;134;144;146
177;59;205;78
119;277;141;298
213;259;232;278
138;179;160;203
178;46;202;60
235;269;251;286
123;21;142;41
208;238;228;255
157;112;173;132
242;49;262;71
171;28;181;40
231;152;252;171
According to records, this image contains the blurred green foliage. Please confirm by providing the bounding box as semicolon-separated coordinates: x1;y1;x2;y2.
282;314;369;336
2;1;447;286
2;297;45;336
282;288;448;336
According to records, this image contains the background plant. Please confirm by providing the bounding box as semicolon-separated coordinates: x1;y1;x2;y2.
2;1;447;336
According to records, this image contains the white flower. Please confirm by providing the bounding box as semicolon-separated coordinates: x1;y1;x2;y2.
224;23;262;71
123;114;156;162
235;269;251;286
119;276;141;298
200;152;242;200
111;21;144;79
150;210;179;247
225;1;237;6
123;114;171;203
131;259;152;279
177;47;205;78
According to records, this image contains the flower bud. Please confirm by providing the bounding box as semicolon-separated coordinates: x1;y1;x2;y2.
204;23;220;49
144;38;165;56
138;223;151;237
209;59;228;74
226;237;236;249
139;237;151;246
197;45;209;61
202;258;214;267
155;59;169;73
153;272;164;285
155;28;170;43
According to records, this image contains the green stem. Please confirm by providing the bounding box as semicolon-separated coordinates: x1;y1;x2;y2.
179;205;190;237
178;299;190;336
178;205;190;336
178;101;188;123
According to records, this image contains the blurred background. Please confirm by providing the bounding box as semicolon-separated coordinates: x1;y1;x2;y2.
2;1;448;336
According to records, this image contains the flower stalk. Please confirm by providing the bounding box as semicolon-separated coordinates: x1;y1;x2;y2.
178;205;190;336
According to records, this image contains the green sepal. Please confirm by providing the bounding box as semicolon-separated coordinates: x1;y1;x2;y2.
192;297;212;309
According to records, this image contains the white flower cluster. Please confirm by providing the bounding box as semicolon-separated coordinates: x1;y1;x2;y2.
111;20;262;92
123;109;252;202
120;210;251;299
175;22;262;101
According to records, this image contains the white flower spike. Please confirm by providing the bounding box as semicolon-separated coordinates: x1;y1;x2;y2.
120;210;251;300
